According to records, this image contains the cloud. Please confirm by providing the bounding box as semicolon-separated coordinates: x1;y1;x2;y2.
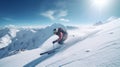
59;18;69;22
41;10;55;20
57;10;67;17
41;10;70;22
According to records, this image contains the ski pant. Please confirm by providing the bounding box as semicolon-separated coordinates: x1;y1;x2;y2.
58;33;68;44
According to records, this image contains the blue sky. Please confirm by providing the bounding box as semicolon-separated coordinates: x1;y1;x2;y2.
0;0;120;26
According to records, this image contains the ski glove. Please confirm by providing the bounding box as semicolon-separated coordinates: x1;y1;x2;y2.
52;40;57;44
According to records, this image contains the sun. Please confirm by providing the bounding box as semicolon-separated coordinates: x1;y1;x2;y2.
91;0;110;11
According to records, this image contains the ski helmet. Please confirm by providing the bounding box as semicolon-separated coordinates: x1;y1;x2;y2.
53;28;58;34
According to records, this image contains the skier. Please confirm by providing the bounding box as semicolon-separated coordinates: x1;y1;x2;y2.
40;28;68;55
52;28;68;45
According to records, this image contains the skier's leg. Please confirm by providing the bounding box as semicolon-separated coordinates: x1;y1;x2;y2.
58;40;64;45
58;33;68;45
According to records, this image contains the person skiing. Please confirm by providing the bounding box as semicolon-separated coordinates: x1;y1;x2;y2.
52;27;68;45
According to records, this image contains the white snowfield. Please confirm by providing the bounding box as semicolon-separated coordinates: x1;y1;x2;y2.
0;17;120;67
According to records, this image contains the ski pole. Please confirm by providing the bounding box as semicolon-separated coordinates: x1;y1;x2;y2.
53;44;55;49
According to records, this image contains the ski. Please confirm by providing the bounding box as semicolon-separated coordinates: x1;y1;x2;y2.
40;45;62;55
40;49;56;55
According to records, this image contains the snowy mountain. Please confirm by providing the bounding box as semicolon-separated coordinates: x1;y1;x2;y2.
0;17;120;67
0;23;65;59
93;16;118;26
105;16;118;23
93;21;103;26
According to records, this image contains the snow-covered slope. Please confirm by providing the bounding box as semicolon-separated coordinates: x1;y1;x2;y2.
0;18;120;67
43;18;120;67
0;23;65;59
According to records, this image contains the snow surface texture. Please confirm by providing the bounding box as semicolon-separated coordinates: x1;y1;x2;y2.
0;17;120;67
0;23;65;59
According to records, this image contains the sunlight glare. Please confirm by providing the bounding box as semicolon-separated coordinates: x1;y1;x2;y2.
91;0;110;11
